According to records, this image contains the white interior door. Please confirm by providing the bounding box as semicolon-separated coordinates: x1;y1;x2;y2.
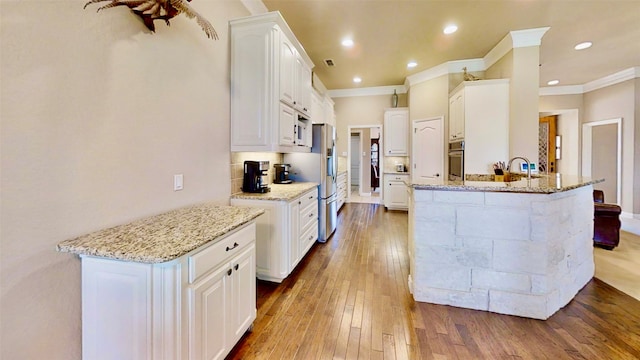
412;117;444;184
582;118;622;204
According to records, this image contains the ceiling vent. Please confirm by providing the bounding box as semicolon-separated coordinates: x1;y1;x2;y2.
324;59;335;67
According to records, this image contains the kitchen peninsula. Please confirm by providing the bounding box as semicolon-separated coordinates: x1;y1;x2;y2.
57;203;264;360
408;174;603;319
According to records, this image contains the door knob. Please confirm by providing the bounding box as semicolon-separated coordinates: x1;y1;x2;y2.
435;173;440;177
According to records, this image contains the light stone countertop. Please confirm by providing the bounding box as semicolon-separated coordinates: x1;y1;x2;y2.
230;182;318;201
411;174;604;194
56;203;264;263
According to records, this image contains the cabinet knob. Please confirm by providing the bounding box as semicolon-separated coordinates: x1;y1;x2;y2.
234;264;239;271
435;173;440;177
309;213;314;218
227;269;232;276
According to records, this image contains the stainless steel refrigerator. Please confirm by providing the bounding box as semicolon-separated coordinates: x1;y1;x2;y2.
284;124;337;242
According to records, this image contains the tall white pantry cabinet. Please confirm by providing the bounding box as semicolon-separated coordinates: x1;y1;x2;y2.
448;79;510;175
230;11;314;153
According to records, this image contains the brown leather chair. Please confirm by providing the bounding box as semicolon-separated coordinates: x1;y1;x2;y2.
593;190;621;250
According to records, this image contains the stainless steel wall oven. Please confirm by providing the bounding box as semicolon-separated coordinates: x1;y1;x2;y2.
448;141;464;181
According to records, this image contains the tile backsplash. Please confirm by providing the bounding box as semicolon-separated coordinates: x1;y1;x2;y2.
230;152;284;194
383;156;409;172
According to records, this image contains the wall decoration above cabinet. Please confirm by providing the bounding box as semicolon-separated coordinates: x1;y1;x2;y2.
84;0;218;39
230;11;314;153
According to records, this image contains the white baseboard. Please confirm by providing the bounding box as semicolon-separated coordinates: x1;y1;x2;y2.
621;212;640;236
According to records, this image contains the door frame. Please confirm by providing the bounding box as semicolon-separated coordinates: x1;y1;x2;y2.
411;116;445;184
582;118;622;204
348;125;383;201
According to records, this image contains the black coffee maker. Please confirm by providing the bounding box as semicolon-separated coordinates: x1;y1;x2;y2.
273;164;292;184
242;161;270;193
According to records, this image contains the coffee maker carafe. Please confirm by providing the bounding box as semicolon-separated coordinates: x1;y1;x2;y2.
242;161;270;193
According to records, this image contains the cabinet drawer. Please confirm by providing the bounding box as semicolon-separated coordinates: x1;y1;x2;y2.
188;223;255;284
300;202;317;229
299;220;318;247
299;189;318;210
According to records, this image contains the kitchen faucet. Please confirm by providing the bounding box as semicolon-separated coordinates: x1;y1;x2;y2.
508;156;531;181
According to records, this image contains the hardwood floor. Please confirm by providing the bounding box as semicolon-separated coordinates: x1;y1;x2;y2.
227;203;640;359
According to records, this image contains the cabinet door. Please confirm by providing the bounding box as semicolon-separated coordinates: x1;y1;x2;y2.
229;244;256;344
279;103;296;146
295;55;312;115
188;264;229;360
279;34;296;107
311;91;325;124
288;199;300;271
386;181;408;208
384;110;409;156
449;90;464;141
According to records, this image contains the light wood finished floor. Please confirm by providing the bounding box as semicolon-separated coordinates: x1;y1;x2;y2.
594;230;640;300
228;203;640;359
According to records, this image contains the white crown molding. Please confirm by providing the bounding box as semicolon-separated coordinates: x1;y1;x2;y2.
484;27;550;69
404;59;484;87
583;67;640;93
511;27;550;48
327;85;407;98
539;85;585;96
539;67;639;95
240;0;268;15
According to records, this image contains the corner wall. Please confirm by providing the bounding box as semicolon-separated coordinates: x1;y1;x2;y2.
0;1;250;358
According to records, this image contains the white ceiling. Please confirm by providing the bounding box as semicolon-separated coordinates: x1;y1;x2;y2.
261;0;640;91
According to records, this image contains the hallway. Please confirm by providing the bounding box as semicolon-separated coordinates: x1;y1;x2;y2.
349;185;381;205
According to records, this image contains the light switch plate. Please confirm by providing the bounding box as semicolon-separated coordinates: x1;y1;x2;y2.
174;174;183;191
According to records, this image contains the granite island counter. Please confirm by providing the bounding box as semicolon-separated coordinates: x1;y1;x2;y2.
408;174;603;319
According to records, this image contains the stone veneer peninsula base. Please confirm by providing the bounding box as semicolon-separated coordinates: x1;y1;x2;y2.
409;176;601;320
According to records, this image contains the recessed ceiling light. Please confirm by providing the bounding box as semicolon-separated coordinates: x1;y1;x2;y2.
341;38;354;47
353;77;362;83
547;80;560;86
574;41;592;50
407;61;418;68
443;24;458;35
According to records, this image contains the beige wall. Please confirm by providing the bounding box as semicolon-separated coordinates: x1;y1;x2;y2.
333;94;407;156
0;1;250;358
487;47;541;162
583;79;637;214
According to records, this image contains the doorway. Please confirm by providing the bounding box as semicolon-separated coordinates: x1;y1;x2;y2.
348;125;382;204
582;118;622;204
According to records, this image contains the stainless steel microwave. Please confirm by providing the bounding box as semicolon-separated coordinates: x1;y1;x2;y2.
448;141;464;181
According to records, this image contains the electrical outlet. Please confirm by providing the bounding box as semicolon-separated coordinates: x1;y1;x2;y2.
174;174;183;191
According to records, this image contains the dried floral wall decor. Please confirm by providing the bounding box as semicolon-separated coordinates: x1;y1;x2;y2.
84;0;218;40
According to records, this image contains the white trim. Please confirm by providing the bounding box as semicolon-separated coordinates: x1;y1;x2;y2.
239;0;268;15
621;214;640;236
539;85;585;96
348;125;383;201
582;118;622;205
583;67;640;93
510;27;550;48
483;27;550;69
328;85;407;98
404;59;484;87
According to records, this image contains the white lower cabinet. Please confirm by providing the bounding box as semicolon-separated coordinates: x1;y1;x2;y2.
337;172;347;210
230;187;318;283
81;223;257;360
384;174;409;211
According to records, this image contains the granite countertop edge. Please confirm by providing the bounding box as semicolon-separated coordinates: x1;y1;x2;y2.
411;175;604;194
56;204;265;264
230;182;318;201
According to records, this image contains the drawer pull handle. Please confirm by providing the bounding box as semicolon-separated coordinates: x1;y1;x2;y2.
309;235;314;240
309;213;314;218
234;264;239;271
226;242;239;251
227;269;232;276
309;195;313;199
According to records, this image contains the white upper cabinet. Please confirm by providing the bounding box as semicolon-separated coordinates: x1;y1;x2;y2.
449;79;510;174
230;12;314;153
311;90;325;125
384;108;409;156
448;88;465;142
